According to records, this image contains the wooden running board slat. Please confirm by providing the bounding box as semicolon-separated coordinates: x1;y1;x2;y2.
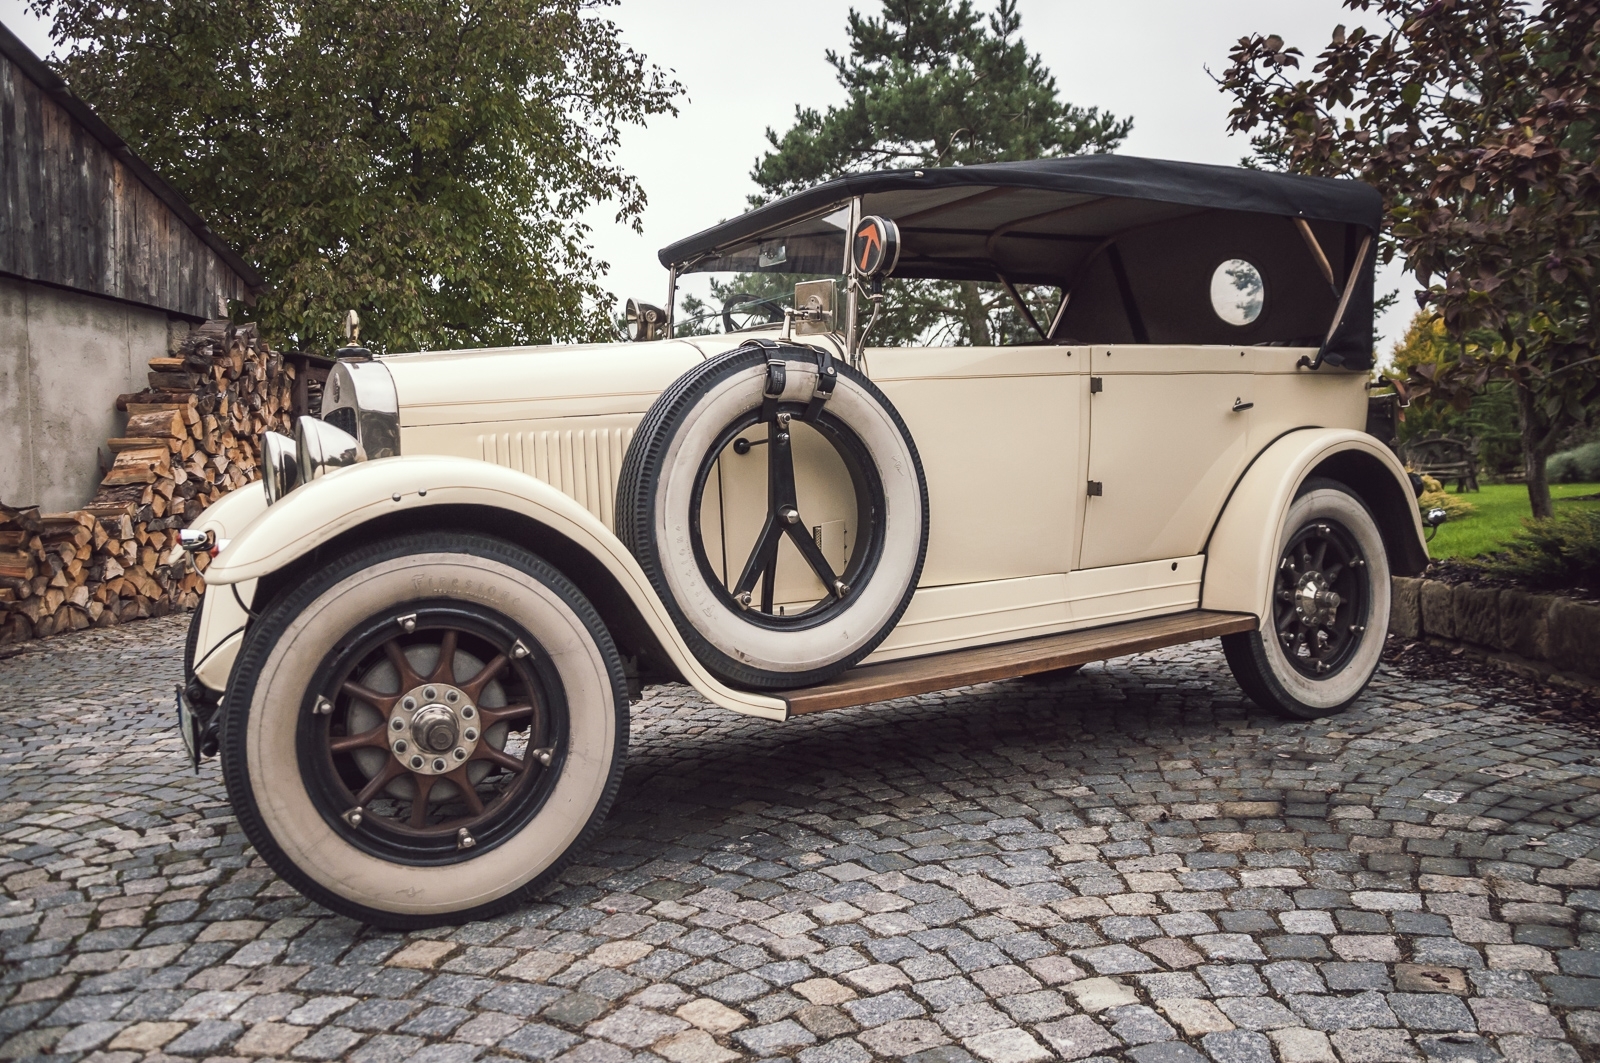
781;609;1258;715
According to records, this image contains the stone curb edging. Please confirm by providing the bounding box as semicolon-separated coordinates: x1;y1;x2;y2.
1390;575;1600;686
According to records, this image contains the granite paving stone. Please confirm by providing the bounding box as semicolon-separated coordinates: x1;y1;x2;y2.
2;616;1598;1063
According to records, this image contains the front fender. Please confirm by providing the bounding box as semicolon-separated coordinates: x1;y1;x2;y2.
189;482;268;690
1201;429;1426;625
205;456;786;719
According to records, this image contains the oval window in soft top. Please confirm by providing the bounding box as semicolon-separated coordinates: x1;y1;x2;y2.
1210;259;1264;326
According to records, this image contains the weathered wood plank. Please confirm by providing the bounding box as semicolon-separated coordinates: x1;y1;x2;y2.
20;69;44;283
0;64;17;275
780;609;1260;715
0;41;254;318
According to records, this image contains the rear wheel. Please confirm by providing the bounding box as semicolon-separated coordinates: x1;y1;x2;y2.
1222;479;1390;719
220;533;627;927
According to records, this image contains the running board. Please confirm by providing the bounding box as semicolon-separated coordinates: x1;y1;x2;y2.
780;609;1259;716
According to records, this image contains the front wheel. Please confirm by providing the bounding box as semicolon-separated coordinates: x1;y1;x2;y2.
1222;478;1390;719
219;533;627;927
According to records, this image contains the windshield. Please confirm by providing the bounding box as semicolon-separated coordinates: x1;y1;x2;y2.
673;271;844;337
669;200;1062;347
671;202;852;338
674;270;1060;347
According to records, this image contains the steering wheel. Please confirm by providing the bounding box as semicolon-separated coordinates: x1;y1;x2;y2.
721;294;786;334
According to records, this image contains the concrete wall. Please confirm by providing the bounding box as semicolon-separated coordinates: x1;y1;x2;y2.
0;276;181;513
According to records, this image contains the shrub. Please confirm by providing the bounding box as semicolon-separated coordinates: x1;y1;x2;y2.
1419;489;1477;520
1416;475;1477;519
1476;510;1600;592
1547;441;1600;484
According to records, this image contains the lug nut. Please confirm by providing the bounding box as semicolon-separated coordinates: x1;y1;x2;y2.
461;706;474;719
446;690;458;702
454;748;466;760
394;740;407;754
402;697;416;711
411;755;424;769
433;758;446;771
424;687;436;700
463;728;477;741
391;718;405;730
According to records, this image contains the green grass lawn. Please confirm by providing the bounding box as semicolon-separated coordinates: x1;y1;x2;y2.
1426;481;1600;559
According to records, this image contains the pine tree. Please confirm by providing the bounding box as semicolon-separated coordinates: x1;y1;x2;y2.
742;0;1131;346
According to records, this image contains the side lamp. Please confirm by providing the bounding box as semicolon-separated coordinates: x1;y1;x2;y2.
1423;507;1448;541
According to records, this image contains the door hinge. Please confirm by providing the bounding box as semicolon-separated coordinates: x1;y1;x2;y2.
1087;480;1103;497
1089;376;1103;394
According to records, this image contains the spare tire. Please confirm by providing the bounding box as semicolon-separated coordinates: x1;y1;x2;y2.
617;339;928;689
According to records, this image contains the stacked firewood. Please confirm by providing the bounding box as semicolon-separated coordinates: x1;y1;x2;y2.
0;321;317;644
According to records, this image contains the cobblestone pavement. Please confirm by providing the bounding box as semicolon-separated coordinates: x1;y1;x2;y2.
3;616;1599;1063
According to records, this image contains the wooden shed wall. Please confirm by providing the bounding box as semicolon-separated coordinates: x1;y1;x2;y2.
0;51;252;320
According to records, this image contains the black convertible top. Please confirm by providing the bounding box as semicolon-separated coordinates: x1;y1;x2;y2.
659;155;1380;268
659;155;1383;369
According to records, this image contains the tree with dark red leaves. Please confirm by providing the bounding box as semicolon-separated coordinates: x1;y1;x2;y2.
1220;0;1600;518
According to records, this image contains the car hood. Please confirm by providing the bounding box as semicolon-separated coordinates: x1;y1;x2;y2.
380;337;748;427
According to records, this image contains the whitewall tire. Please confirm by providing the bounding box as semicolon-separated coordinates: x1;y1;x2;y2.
219;534;627;927
617;341;928;689
1222;478;1391;719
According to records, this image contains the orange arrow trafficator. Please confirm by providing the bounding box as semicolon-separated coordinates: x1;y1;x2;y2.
852;216;898;277
856;222;882;271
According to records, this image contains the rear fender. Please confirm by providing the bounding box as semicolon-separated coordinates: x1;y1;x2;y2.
201;456;786;719
1202;429;1427;626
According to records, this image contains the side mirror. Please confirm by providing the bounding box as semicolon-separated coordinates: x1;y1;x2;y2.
789;280;835;337
627;299;667;342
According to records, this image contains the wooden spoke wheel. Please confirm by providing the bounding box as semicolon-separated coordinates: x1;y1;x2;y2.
220;532;626;926
300;609;565;864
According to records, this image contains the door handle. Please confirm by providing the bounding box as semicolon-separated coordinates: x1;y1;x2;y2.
1232;398;1254;412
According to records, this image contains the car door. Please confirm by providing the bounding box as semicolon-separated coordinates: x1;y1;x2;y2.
1078;346;1255;570
863;344;1086;658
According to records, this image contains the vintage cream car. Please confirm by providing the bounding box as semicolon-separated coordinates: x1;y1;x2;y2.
178;156;1426;926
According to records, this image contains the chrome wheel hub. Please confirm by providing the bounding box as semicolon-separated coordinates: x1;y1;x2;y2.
387;683;479;775
1293;572;1341;629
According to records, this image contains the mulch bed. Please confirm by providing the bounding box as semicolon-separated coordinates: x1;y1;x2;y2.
1419;558;1600;605
1382;633;1600;736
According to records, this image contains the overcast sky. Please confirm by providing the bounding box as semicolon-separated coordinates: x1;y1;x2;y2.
1;0;1416;351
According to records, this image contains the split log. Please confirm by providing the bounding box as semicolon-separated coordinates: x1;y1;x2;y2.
2;319;327;645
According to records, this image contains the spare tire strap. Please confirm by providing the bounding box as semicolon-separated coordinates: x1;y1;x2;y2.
761;358;786;423
803;347;836;422
742;338;835;423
